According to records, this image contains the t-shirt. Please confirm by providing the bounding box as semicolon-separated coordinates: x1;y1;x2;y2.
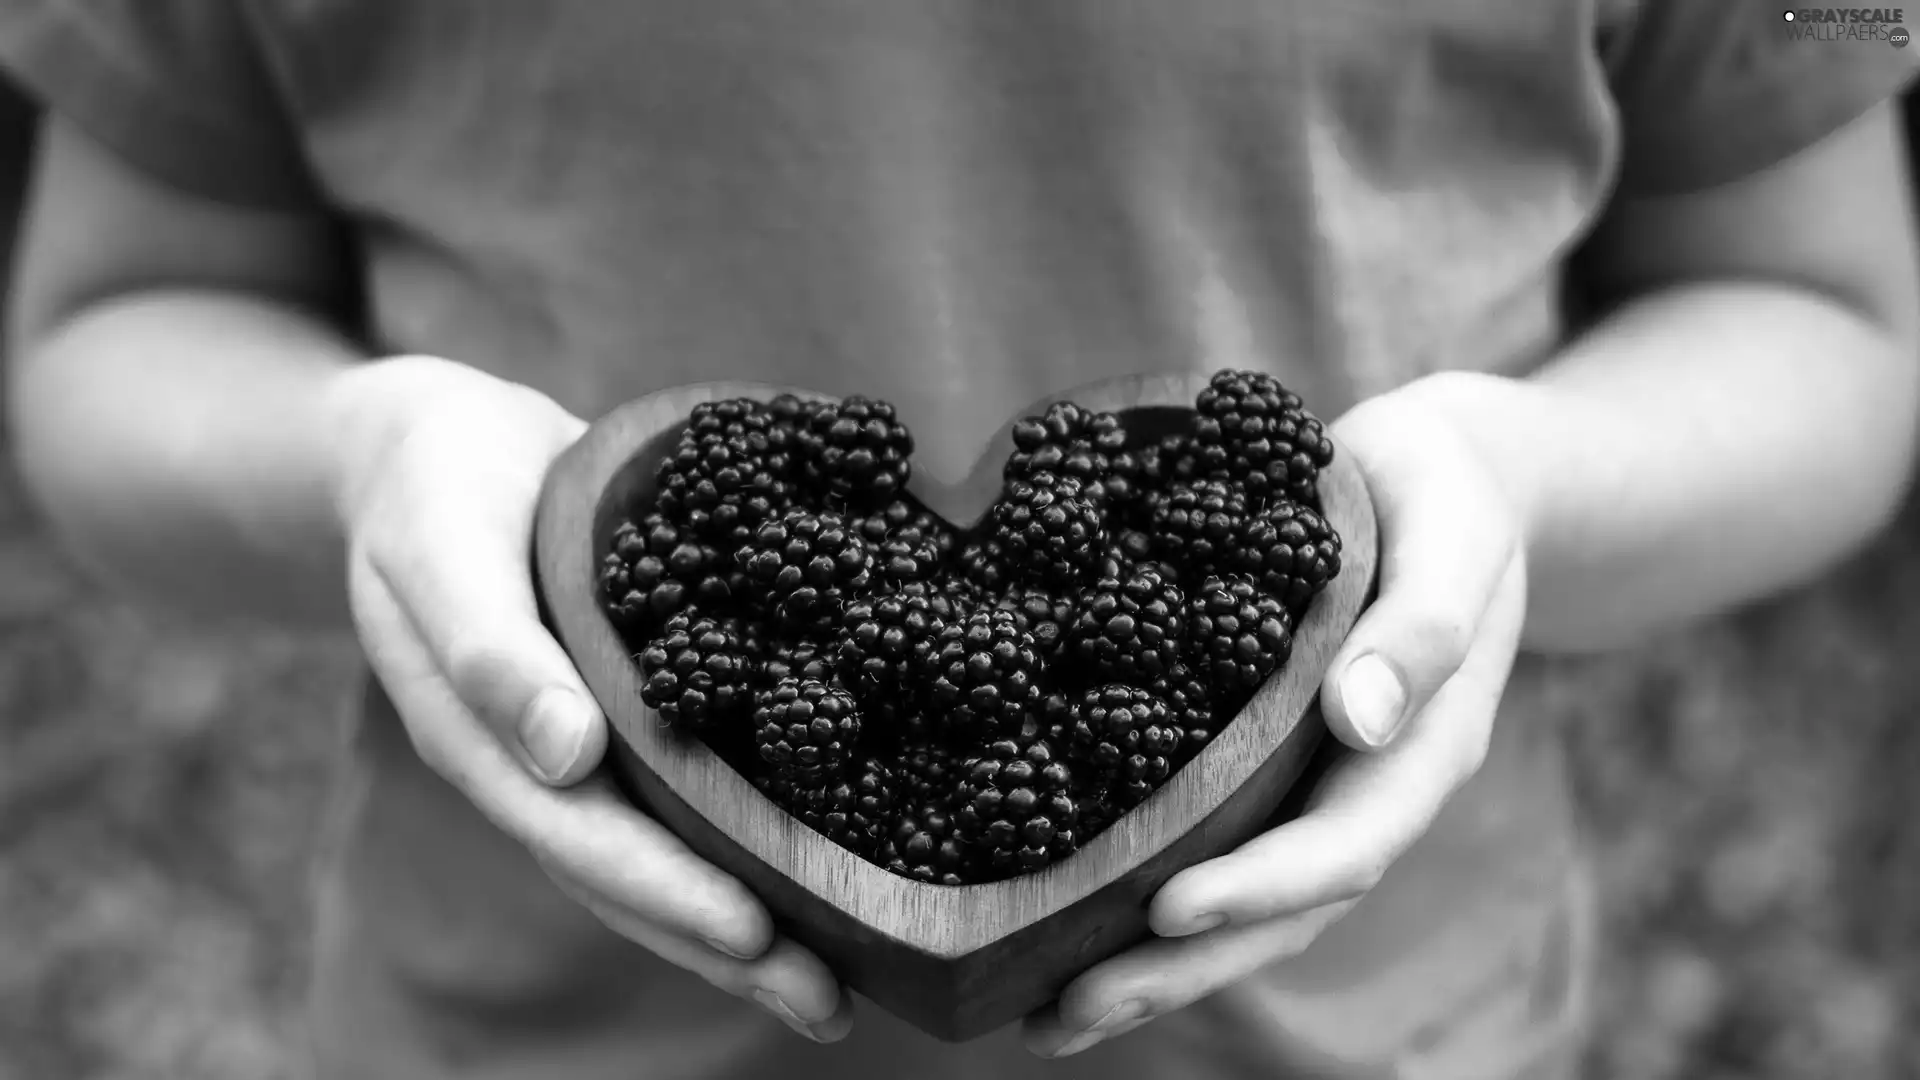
1;3;1913;1078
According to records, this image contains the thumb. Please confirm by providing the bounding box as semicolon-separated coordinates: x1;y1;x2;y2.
1320;402;1519;751
444;621;612;786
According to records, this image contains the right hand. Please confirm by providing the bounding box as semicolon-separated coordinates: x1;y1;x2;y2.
323;355;853;1043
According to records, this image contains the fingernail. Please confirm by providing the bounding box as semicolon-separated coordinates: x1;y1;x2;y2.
1182;911;1226;935
705;936;757;960
1048;1000;1145;1058
753;989;823;1043
1340;654;1407;749
519;688;588;781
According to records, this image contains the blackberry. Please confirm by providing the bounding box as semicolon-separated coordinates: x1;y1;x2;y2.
923;609;1044;740
1231;502;1343;616
988;471;1104;588
1151;664;1218;763
1090;530;1180;586
992;584;1078;659
1067;566;1186;683
883;799;974;885
753;678;862;781
1149;478;1251;579
1186;575;1294;693
734;507;873;632
870;530;949;589
955;537;1015;594
1005;402;1129;500
1129;433;1222;492
745;632;839;690
638;611;755;734
599;514;740;636
792;757;898;858
838;594;946;738
895;741;963;806
803;396;914;504
1065;685;1180;806
853;499;953;587
654;399;797;545
1038;690;1078;746
954;735;1080;876
766;393;830;442
891;578;978;623
1192;370;1335;506
851;497;956;558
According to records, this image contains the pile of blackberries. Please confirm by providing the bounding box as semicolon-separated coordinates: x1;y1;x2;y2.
597;371;1342;886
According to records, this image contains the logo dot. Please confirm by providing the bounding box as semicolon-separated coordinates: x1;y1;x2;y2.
1894;25;1912;46
1783;9;1795;19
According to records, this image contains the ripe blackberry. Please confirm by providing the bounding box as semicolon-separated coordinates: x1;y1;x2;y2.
766;393;830;441
600;514;741;636
1038;691;1077;746
745;632;838;690
895;741;963;806
989;471;1104;587
654;399;797;545
1130;433;1223;490
851;497;956;557
1231;502;1343;616
1149;478;1252;578
803;396;913;504
954;735;1080;876
1090;530;1181;586
883;799;974;885
1067;566;1186;683
853;500;953;587
955;537;1014;594
1192;370;1335;506
1063;684;1182;784
891;578;978;623
923;609;1044;740
788;757;898;859
993;584;1078;659
734;507;873;632
638;611;755;734
872;531;948;588
1186;575;1294;693
753;678;862;780
1151;664;1218;763
1005;402;1129;500
837;594;945;739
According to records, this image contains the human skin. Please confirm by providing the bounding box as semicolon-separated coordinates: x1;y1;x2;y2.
7;100;1917;1052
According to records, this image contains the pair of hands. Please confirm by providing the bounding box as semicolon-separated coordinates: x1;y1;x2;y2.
328;356;1531;1053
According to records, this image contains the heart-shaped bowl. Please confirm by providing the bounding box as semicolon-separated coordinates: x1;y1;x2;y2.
534;372;1377;1042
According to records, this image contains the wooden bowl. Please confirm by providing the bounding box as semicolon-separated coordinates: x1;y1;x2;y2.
533;374;1377;1042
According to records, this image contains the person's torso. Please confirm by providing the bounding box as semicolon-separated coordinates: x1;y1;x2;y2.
276;4;1611;1074
257;0;1620;474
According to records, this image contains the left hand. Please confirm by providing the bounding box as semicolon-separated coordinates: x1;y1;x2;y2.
1023;378;1532;1058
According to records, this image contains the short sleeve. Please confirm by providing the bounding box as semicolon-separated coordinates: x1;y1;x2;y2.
1606;1;1920;197
0;0;321;210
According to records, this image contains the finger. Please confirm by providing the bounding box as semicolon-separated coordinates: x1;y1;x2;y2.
357;415;606;785
1023;902;1357;1058
549;873;854;1043
1151;559;1525;936
352;559;775;960
1321;400;1522;750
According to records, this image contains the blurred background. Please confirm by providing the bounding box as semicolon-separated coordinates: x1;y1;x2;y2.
1;77;1920;1080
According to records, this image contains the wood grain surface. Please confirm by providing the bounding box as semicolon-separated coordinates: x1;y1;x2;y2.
533;373;1378;1042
